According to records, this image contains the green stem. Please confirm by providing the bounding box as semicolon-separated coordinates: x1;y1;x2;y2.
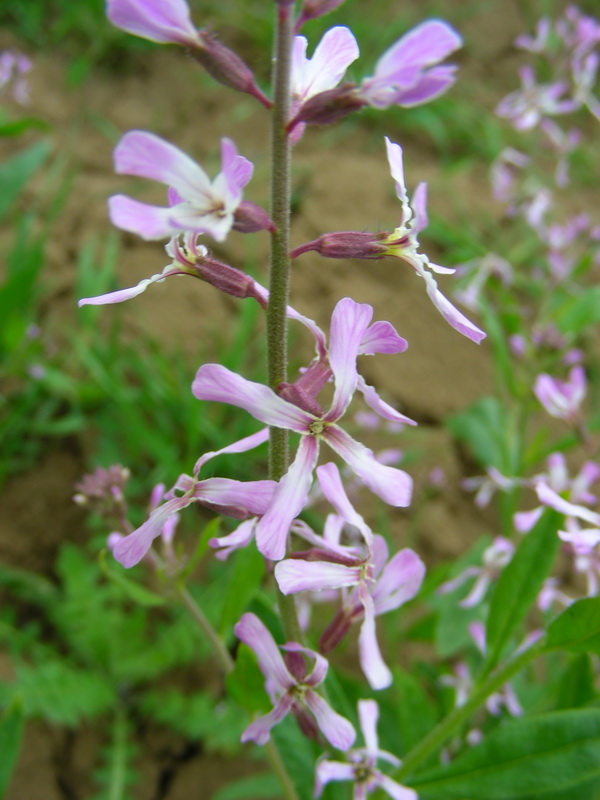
178;585;235;674
267;0;303;646
395;641;542;781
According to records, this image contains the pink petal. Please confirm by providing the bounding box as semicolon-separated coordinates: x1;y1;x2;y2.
514;506;543;533
219;137;254;197
293;26;359;102
376;20;462;77
371;548;426;614
324;425;413;507
114;131;211;202
314;760;356;796
240;694;294;745
282;642;328;686
375;772;418;800
78;266;183;307
423;272;486;343
112;496;190;567
536;481;600;526
392;65;457;107
255;436;319;561
358;585;392;689
192;364;313;432
107;0;201;47
234;613;293;690
196;477;276;516
193;428;269;475
356;376;417;426
316;462;373;547
358;698;380;756
359;320;408;355
210;518;256;560
275;559;361;594
108;195;180;240
326;298;373;421
303;690;356;750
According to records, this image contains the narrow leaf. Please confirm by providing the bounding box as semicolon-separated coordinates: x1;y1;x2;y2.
0;700;25;797
99;550;166;607
544;597;600;656
410;709;600;799
485;510;560;671
210;773;281;800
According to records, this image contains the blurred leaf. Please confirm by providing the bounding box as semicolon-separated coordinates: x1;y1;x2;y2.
446;397;509;469
554;287;600;336
0;140;50;221
555;655;597;710
544;597;600;656
99;550;166;608
0;699;25;797
411;709;600;799
210;773;281;800
484;510;560;672
218;545;265;636
225;643;270;714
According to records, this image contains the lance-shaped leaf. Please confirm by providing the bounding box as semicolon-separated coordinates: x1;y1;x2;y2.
0;700;24;797
543;597;600;656
409;709;600;799
484;510;560;672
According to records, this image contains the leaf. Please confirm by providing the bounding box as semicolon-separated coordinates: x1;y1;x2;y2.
210;773;281;800
544;597;600;656
484;510;560;671
99;550;166;607
0;699;25;797
0;140;50;221
392;667;439;755
446;397;509;469
554;287;600;336
218;544;265;636
225;643;270;714
410;709;600;799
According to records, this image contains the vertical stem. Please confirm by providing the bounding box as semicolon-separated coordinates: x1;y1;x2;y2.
268;0;303;644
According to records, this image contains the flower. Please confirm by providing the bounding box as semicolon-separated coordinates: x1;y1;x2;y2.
496;66;576;130
275;463;424;689
291;26;359;110
359;19;462;109
438;537;514;607
107;0;202;47
111;429;275;567
234;612;355;749
192;298;414;561
315;699;416;800
534;365;586;423
108;131;253;242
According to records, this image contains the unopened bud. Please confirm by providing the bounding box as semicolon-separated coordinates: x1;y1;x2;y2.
233;200;276;234
290;231;387;260
192;32;271;107
290;84;364;128
319;608;352;653
277;382;323;416
196;257;256;299
296;0;347;28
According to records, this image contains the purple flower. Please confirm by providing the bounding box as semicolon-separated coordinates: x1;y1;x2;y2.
359;19;462;109
534;365;586;423
315;699;416;800
234;612;355;750
382;138;486;343
438;537;514;607
192;298;414;561
496;66;576;130
276;464;424;689
107;0;202;47
111;429;274;567
109;131;253;242
291;26;359;109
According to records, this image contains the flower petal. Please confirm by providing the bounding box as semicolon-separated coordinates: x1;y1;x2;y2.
196;477;276;516
112;496;190;567
234;612;293;690
275;559;361;594
358;698;380;757
317;462;373;547
107;0;201;47
304;690;356;750
374;772;418;800
241;694;294;745
78;266;183;307
314;759;356;796
326;298;373;421
371;548;426;614
324;425;413;507
194;427;269;474
255;435;319;561
375;20;462;79
192;364;313;432
356;376;417;426
358;585;392;689
210;518;256;560
109;195;180;240
293;26;359;102
536;481;600;526
359;320;408;355
423;271;486;343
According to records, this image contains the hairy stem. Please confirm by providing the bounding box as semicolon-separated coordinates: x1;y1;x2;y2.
268;0;303;645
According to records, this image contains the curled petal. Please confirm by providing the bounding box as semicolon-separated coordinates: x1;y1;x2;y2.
112;496;190;567
210;518;256;560
359;320;408;355
240;694;294;745
78;266;184;307
255;435;320;561
194;427;269;474
391;65;457;107
324;425;413;507
234;612;293;691
371;548;426;614
276;559;361;594
219;137;254;198
357;376;417;426
303;690;356;750
423;272;486;344
192;364;313;432
317;462;373;547
282;642;329;686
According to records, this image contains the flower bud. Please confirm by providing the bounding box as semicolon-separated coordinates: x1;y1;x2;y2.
277;382;324;416
233;200;276;234
290;84;365;128
196;256;256;299
192;32;271;106
296;0;347;28
290;231;388;260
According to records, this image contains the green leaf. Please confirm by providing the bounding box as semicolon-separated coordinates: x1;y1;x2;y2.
410;709;600;799
99;550;166;607
0;140;50;221
446;397;509;469
544;597;600;656
271;714;316;800
225;644;270;714
555;655;597;710
0;699;25;797
484;510;560;671
218;544;265;636
554;287;600;336
210;773;281;800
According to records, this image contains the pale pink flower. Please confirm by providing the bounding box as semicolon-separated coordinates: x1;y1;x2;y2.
438;537;514;607
107;0;202;47
534;365;586;423
108;132;253;242
235;613;355;750
315;700;416;800
496;66;576;130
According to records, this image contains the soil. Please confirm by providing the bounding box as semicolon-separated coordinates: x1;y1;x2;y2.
1;1;547;797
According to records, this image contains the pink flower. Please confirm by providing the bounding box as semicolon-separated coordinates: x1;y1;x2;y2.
107;0;202;47
111;430;274;567
234;613;355;750
276;464;424;689
291;26;359;110
496;66;576;130
192;298;414;561
438;537;514;607
534;365;586;422
109;132;253;242
315;699;416;800
359;19;462;108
